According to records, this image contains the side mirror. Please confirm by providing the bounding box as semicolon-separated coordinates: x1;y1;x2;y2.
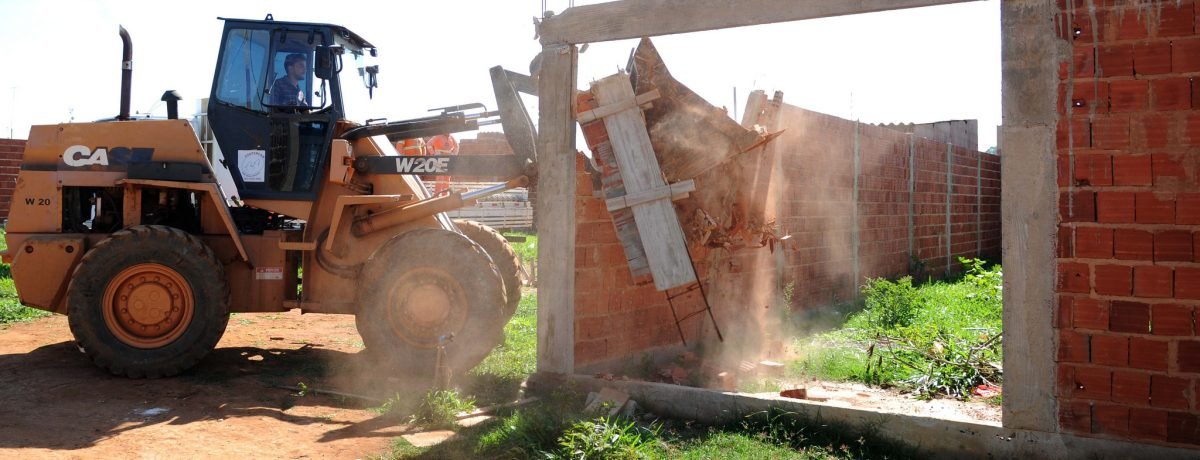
314;45;335;80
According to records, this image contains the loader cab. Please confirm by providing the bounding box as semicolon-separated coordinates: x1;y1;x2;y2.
207;17;374;202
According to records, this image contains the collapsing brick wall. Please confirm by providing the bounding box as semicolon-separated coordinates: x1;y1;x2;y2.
0;139;23;221
573;102;1001;369
1054;1;1200;448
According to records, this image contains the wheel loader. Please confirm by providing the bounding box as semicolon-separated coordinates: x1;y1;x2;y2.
2;16;541;378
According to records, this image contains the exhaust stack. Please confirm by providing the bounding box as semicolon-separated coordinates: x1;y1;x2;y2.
118;26;132;121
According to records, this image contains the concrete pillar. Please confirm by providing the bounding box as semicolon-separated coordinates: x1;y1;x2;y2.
1000;0;1061;432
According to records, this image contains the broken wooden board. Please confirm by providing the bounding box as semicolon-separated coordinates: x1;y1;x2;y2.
591;73;696;291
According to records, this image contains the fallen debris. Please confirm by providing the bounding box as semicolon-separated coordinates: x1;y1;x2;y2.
456;397;540;420
584;388;632;418
273;385;383;403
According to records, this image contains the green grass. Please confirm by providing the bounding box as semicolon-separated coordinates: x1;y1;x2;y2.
785;258;1003;399
471;289;536;380
375;395;918;459
0;228;50;325
503;231;536;268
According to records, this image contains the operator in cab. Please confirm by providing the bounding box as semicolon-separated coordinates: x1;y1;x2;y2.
271;53;308;106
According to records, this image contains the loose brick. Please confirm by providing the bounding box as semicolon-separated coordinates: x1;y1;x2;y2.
1114;228;1154;260
1075;154;1113;186
1076;227;1114;259
1155;231;1194;262
1151;78;1192;111
1091;334;1129;366
1095;265;1133;296
1134;265;1174;298
1180;341;1200;372
1177;267;1200;299
1059;330;1091;363
1097;191;1135;223
1112;154;1152;186
1110;80;1149;113
1152;375;1191;409
1072;366;1113;400
1075;297;1110;330
1059;262;1091;294
1130;407;1170;440
1061;190;1097;223
1093;404;1130;435
1129;337;1169;371
1111;301;1151;333
1113;371;1151;405
1153;304;1195;336
1092;116;1132;150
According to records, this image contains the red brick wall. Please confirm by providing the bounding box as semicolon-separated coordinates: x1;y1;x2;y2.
572;104;1002;369
773;106;1001;308
573;153;706;366
0;139;23;221
1055;1;1200;447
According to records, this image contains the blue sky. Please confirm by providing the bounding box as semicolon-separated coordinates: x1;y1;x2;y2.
0;0;1000;148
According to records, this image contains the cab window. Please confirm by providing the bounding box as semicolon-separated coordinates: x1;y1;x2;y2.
215;29;270;111
265;31;330;110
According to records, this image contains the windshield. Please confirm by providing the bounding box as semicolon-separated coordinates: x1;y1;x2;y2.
338;42;378;122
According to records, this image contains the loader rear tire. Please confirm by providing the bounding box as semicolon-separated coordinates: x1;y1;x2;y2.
453;219;522;320
66;225;230;378
355;228;506;377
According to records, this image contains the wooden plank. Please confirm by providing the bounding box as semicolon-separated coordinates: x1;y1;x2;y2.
576;89;661;124
538;0;980;45
535;44;578;375
605;180;695;212
592;73;696;291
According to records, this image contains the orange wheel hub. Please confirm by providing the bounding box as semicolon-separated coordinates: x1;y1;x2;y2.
385;267;468;349
102;263;194;349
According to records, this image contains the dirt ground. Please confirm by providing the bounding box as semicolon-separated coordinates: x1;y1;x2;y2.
0;311;420;460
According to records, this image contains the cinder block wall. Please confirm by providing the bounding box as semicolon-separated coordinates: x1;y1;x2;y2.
573;105;1001;369
0;139;23;221
1054;1;1200;447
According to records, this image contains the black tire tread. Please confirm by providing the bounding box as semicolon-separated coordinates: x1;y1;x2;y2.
453;219;522;320
66;225;230;378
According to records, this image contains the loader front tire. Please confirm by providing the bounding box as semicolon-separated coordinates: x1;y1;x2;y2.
453;219;522;320
67;225;230;378
356;228;506;377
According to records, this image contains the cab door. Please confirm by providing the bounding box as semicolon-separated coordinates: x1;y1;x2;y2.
208;25;336;202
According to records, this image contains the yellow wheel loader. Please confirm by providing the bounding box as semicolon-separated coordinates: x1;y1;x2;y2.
3;16;539;378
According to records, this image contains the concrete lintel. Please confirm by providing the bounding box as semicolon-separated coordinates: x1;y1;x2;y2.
531;374;1200;459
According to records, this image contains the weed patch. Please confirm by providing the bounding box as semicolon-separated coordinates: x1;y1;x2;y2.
788;258;1003;399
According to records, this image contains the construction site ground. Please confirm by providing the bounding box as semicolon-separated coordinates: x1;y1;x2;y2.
0;311;407;459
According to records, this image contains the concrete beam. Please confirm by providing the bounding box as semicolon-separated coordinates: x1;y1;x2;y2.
535;44;579;375
538;0;981;45
1000;0;1061;433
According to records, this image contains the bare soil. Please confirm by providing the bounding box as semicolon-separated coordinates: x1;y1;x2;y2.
0;311;422;459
